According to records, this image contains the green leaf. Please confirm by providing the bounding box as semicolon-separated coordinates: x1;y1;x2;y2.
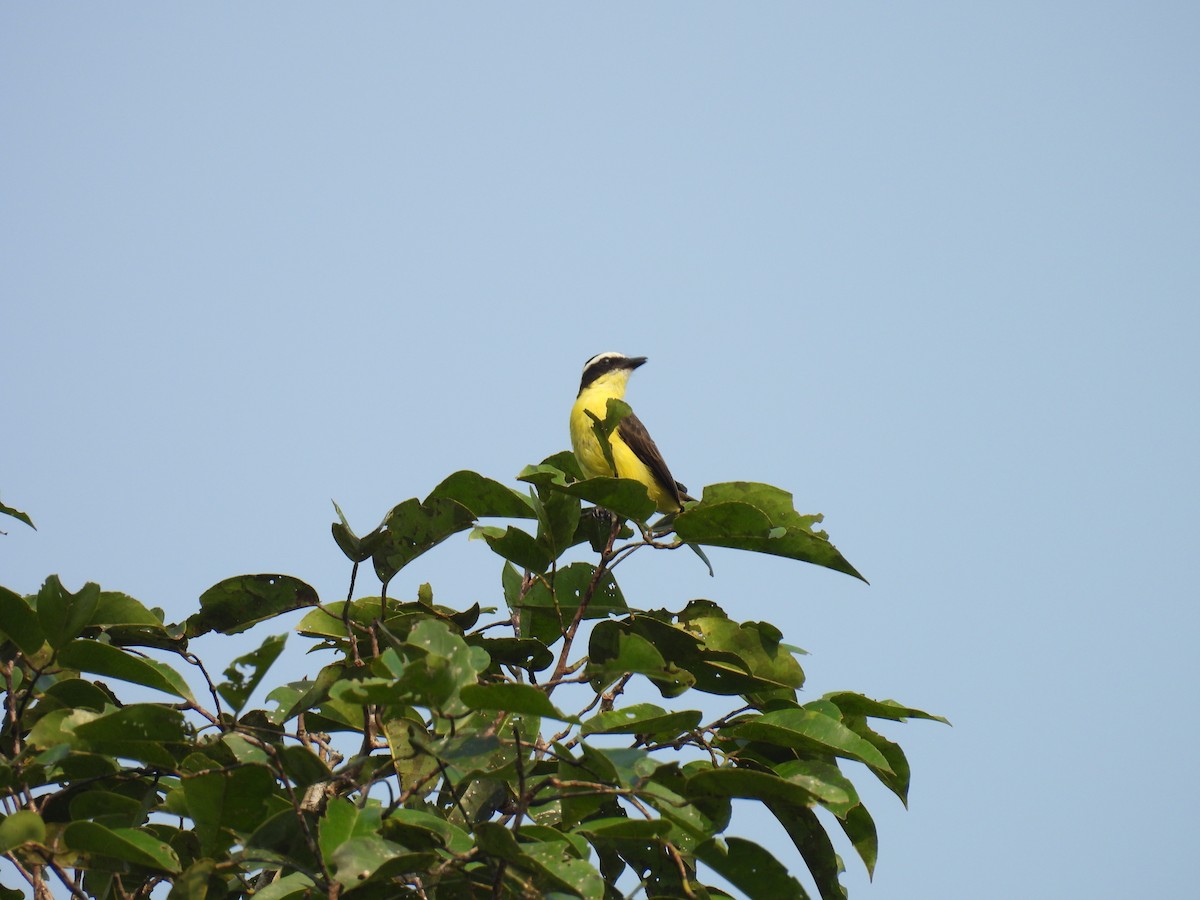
678;601;805;695
382;809;474;855
467;635;553;673
167;859;225;900
185;574;319;638
427;470;537;519
319;797;368;862
267;663;344;725
57;639;195;702
530;450;584;481
772;759;859;818
382;716;440;798
182;763;278;857
329;835;437;888
476;524;554;572
0;810;45;852
0;586;45;655
36;576;100;649
514;562;628;646
0;497;35;530
331;500;372;563
822;692;949;725
70;790;147;829
686;767;842;808
74;704;187;768
695;836;810;900
371;496;476;585
572;817;671;841
278;745;332;788
581;704;702;739
248;872;315;900
587;622;687;694
674;483;866;582
839;803;879;879
217;633;287;713
840;715;914;805
333;619;489;714
460;683;575;721
727;709;893;773
766;802;846;900
63;821;181;873
90;591;163;628
640;776;730;846
522;839;607;899
559;477;658;523
534;482;582;562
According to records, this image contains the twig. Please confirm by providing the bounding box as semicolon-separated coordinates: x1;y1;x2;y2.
546;514;621;692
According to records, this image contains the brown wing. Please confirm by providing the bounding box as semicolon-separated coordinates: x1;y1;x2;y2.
618;411;684;508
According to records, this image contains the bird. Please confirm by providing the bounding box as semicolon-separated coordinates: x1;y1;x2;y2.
570;352;692;514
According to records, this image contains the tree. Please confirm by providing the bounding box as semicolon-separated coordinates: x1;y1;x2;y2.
0;451;944;899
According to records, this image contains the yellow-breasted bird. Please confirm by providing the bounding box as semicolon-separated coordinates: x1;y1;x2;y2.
570;352;692;514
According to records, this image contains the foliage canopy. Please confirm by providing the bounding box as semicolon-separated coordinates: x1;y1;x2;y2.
0;459;943;899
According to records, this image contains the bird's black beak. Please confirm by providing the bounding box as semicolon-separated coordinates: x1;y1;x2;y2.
628;356;648;369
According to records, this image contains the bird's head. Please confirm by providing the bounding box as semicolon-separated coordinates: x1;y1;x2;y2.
578;351;647;395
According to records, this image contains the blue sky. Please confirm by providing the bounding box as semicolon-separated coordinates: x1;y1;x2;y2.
4;4;1198;897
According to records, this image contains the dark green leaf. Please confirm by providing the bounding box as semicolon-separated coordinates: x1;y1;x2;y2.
36;576;100;649
267;663;344;726
167;859;225;900
581;704;702;739
772;760;859;818
467;635;553;673
278;745;332;788
372;496;476;585
74;704;188;768
678;601;805;694
0;498;34;530
517;450;583;488
90;591;163;628
0;585;45;655
822;692;949;725
238;872;314;900
69;790;147;829
185;574;319;638
217;633;287;713
674;483;866;582
331;500;372;563
686;767;838;808
559;477;658;523
535;483;582;562
695;836;810;900
182;763;277;856
381;716;440;797
572;818;671;840
522;840;607;899
477;524;554;572
766;802;846;900
839;803;879;879
382;809;473;855
460;683;575;721
587;622;686;694
427;470;537;519
841;715;913;805
515;562;628;646
319;797;375;862
63;821;181;873
727;709;893;772
57;639;195;702
0;810;45;851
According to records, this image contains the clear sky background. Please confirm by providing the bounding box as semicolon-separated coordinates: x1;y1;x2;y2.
3;5;1197;898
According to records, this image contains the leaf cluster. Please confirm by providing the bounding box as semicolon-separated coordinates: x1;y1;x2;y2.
0;460;942;899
